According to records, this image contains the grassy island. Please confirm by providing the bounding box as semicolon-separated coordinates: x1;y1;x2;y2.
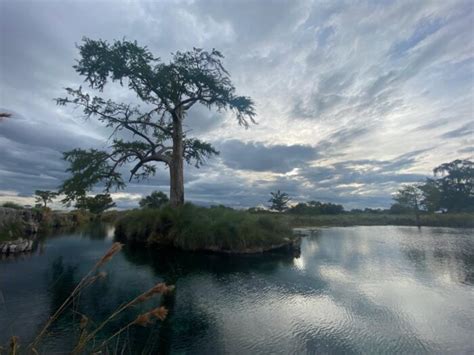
115;204;299;254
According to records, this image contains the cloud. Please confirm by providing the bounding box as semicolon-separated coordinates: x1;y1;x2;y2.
218;140;318;173
439;122;474;139
0;0;472;209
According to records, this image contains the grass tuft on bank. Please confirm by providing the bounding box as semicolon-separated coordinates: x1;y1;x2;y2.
115;203;294;252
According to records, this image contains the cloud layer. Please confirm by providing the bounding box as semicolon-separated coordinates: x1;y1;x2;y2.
0;0;472;209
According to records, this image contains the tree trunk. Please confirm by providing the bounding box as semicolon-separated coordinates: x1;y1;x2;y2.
414;200;421;228
169;110;184;208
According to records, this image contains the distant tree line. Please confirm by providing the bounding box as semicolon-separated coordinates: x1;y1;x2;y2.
288;201;344;215
263;159;472;217
391;159;473;214
265;190;344;215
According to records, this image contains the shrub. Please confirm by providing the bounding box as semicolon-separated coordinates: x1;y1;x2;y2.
0;221;24;242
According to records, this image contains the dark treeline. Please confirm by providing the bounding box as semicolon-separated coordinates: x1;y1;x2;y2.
391;159;473;214
288;201;345;215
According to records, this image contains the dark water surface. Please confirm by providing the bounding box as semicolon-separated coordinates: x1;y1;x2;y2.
1;225;473;354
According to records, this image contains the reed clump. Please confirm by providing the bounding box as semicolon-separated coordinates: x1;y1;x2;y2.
2;242;174;354
115;203;294;252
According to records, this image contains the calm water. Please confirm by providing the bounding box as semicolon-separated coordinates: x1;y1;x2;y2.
1;225;473;354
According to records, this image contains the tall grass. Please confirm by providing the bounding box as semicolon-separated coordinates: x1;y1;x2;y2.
1;242;174;354
115;203;294;252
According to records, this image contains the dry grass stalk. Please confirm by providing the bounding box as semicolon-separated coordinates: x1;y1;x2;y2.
132;283;175;305
91;306;169;353
133;313;152;327
134;306;168;326
73;281;174;353
9;336;19;355
150;306;168;321
27;243;122;352
96;243;123;268
8;242;172;354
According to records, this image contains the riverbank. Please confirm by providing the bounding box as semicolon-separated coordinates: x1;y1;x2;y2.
115;204;300;255
279;212;474;228
0;207;91;253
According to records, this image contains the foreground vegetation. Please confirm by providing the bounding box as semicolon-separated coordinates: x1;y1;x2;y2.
2;242;173;354
115;204;296;253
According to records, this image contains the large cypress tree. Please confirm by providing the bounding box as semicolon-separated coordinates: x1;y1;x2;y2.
57;38;255;207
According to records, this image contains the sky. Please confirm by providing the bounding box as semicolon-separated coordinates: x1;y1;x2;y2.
0;0;473;210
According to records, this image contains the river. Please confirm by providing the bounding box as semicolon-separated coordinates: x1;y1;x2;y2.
1;224;473;353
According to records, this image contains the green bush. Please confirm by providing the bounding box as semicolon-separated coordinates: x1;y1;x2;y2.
115;203;294;251
0;221;24;242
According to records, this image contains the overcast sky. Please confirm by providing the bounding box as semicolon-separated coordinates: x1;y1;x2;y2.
0;0;473;209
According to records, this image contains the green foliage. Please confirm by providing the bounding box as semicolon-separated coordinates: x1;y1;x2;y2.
389;203;412;214
100;210;126;223
61;149;125;205
393;185;423;211
418;178;442;212
0;221;24;241
68;209;93;225
75;194;116;215
391;159;473;213
139;191;169;209
115;204;293;251
34;190;58;208
268;190;290;212
57;38;255;205
433;159;473;212
1;201;23;209
289;201;344;215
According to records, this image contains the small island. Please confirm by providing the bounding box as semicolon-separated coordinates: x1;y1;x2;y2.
114;203;301;255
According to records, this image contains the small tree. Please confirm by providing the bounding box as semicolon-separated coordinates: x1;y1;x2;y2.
392;185;423;226
268;190;290;212
35;190;58;208
139;191;169;209
75;194;116;215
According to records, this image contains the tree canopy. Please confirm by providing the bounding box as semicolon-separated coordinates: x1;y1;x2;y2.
289;201;344;215
139;191;169;209
434;159;473;212
57;38;255;207
393;185;423;211
268;190;290;212
75;194;116;215
34;190;58;208
391;159;473;214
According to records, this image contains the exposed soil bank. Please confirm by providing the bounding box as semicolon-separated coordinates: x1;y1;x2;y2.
0;207;89;253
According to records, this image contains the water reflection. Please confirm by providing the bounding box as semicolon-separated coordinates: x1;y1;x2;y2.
0;225;473;353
